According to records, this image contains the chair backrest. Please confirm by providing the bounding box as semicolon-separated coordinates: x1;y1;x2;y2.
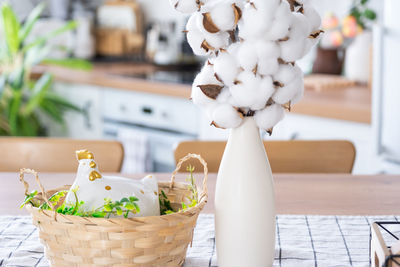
174;140;356;173
0;138;124;172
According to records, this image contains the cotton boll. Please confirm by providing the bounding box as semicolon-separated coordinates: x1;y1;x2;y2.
227;41;240;54
254;104;285;131
237;41;257;71
291;83;304;104
274;64;302;84
207;0;240;32
279;14;311;62
229;71;262;107
211;104;243;129
216;87;231;103
272;74;303;104
170;0;198;13
279;38;306;62
289;13;311;40
303;5;321;32
264;0;292;41
204;31;230;51
238;2;274;40
256;41;280;75
214;51;239;86
229;72;274;110
191;63;222;106
258;58;279;76
187;30;207;56
186;12;201;32
249;76;276;110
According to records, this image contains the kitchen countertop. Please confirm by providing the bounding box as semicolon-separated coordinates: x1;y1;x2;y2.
33;62;371;124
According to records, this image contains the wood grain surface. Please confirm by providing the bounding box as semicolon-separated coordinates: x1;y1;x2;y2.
32;63;371;123
2;172;399;216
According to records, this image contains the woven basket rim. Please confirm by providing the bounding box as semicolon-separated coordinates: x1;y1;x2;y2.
26;180;208;221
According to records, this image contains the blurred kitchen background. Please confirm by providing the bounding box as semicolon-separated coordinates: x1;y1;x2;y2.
0;0;398;174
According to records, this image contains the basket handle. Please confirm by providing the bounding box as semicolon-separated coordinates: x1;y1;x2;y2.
169;153;208;200
19;168;55;212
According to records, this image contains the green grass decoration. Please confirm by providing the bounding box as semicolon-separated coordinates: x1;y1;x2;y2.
20;166;200;217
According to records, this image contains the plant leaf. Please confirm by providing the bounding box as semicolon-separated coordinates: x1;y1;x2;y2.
18;2;45;43
363;9;377;20
40;99;64;124
24;20;77;52
42;58;92;71
1;3;20;55
43;93;81;112
23;73;53;115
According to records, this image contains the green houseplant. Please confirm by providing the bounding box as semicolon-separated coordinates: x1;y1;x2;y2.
0;2;91;136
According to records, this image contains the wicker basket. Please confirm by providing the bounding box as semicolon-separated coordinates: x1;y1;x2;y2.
19;154;208;267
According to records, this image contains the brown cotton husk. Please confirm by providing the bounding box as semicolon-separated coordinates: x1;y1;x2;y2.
287;0;303;12
252;64;258;75
266;98;275;107
278;58;295;66
233;4;242;24
273;81;284;88
266;128;273;136
203;13;220;33
233;79;242;85
309;30;324;39
214;73;223;83
249;2;257;10
201;40;215;52
197;84;224;99
278;36;289;42
282;101;291;111
210;121;225;129
228;30;236;42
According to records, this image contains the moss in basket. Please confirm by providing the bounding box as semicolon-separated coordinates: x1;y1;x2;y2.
20;186;141;218
21;166;200;217
159;165;199;215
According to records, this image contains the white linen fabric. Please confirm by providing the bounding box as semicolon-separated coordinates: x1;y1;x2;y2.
118;128;152;174
1;214;399;267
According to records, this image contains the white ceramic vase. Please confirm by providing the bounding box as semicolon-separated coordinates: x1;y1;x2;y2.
215;117;275;267
345;31;373;83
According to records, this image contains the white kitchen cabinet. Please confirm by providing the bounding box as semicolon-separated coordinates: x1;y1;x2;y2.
48;82;104;139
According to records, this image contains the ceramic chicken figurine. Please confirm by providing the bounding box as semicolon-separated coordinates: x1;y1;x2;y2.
64;149;160;217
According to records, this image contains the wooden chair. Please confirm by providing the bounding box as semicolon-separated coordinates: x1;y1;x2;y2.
0;138;124;172
174;140;356;173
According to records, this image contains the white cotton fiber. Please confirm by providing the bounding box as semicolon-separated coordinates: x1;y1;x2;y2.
229;72;275;110
216;87;232;103
186;12;200;32
238;2;274;40
279;38;306;62
272;74;303;104
254;104;285;130
211;104;243;128
204;31;230;51
303;5;321;32
289;13;311;40
237;41;257;71
191;63;222;106
264;0;292;41
170;0;198;13
256;41;280;75
187;30;207;56
274;64;302;84
208;0;238;31
214;51;239;86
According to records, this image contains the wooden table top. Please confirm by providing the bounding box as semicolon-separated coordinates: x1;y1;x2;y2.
33;63;371;124
2;172;399;216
